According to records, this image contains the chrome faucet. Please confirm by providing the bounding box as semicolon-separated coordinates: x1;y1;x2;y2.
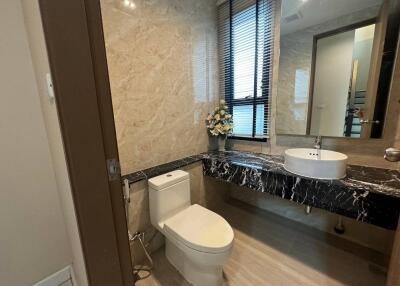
314;136;322;150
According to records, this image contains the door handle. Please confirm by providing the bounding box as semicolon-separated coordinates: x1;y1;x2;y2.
360;119;380;125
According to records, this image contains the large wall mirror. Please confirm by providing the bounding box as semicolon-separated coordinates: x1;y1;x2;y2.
276;0;400;138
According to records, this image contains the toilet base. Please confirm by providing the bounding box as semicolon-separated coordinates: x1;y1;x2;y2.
165;239;224;286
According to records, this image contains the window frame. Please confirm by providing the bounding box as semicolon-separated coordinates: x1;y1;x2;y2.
221;0;273;142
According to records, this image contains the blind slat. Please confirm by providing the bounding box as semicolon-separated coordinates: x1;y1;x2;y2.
218;0;275;139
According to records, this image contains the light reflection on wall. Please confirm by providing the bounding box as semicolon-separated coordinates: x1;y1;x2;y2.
100;0;219;174
113;0;136;15
123;0;136;9
191;26;216;104
293;69;309;121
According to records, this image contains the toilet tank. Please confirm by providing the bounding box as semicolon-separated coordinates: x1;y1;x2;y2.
148;170;191;230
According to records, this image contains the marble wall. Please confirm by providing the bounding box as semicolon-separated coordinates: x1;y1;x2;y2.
277;6;380;135
100;0;219;175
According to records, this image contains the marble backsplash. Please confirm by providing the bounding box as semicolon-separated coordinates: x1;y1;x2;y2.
100;0;219;175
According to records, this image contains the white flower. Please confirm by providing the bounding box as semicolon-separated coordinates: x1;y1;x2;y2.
206;102;233;137
220;99;226;105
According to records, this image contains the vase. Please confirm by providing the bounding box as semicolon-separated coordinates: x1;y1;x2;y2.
218;137;226;152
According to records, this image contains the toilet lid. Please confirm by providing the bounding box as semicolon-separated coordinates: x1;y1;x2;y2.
164;204;234;254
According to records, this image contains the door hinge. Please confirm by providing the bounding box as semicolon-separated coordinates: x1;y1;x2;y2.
107;158;121;181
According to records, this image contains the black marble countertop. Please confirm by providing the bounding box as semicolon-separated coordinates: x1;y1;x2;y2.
203;151;400;229
122;154;204;184
122;150;400;229
202;151;400;199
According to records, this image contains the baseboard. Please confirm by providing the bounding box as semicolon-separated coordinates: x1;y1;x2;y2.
32;266;74;286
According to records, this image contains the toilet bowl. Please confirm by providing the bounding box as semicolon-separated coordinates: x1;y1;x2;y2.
149;170;234;286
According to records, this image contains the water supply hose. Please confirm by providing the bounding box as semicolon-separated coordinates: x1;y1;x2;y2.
123;180;154;281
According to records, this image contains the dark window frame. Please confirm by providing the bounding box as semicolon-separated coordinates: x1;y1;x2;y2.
220;0;274;142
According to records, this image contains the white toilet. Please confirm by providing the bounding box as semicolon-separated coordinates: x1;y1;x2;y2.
149;170;234;286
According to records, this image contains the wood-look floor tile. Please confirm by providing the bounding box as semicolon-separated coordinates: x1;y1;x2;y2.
136;201;387;286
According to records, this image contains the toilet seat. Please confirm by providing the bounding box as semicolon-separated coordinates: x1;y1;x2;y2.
164;204;234;254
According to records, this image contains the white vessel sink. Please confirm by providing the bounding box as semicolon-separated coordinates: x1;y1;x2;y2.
284;148;348;180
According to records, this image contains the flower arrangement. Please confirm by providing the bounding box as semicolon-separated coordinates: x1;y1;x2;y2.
206;99;233;137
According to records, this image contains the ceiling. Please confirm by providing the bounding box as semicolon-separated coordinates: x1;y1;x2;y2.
281;0;383;35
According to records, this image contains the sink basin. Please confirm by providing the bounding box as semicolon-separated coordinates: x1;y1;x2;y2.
284;148;348;180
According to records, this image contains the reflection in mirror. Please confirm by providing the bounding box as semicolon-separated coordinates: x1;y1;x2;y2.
310;23;376;137
276;0;400;138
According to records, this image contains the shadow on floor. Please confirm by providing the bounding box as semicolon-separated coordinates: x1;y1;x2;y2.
214;199;388;286
137;200;387;286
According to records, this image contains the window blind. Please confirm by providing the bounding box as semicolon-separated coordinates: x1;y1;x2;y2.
218;0;275;140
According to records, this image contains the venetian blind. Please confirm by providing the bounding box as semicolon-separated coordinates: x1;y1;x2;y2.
218;0;275;139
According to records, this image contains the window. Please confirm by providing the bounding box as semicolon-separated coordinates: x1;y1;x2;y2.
218;0;275;140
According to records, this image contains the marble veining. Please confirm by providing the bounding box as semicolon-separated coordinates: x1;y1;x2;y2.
203;151;400;229
123;154;204;184
100;0;219;175
123;150;400;229
203;151;400;198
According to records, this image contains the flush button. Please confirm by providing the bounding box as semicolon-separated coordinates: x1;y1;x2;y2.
166;174;172;177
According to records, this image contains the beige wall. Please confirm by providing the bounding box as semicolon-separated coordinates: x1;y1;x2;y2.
0;1;73;284
101;0;219;175
20;1;89;285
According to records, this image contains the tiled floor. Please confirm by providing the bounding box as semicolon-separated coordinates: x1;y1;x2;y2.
136;200;387;286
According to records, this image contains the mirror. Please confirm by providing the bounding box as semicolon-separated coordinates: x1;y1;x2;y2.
276;0;400;138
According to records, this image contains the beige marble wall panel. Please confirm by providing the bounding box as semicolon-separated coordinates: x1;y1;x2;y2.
100;0;219;175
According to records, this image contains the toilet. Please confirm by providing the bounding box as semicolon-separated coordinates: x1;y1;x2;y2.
149;170;234;286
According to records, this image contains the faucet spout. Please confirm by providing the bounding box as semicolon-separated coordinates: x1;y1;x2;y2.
314;136;322;150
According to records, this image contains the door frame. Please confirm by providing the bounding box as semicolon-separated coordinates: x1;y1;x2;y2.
38;0;134;285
